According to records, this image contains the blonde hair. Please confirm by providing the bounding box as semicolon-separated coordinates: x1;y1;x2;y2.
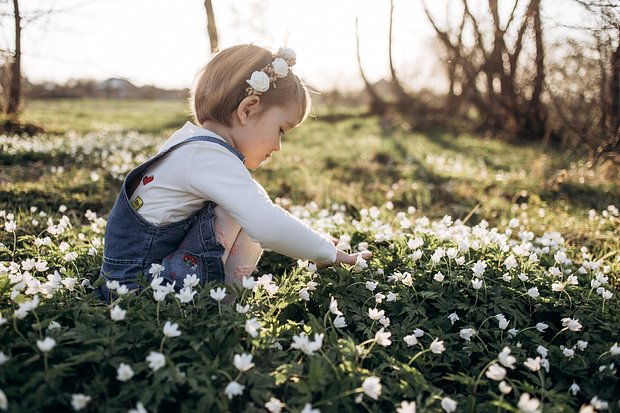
190;44;311;127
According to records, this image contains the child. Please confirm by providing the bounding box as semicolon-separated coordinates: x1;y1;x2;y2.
97;44;370;302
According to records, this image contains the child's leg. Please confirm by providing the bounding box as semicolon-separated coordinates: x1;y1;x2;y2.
213;206;263;286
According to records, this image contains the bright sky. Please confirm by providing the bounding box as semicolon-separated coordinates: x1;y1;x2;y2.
2;0;582;92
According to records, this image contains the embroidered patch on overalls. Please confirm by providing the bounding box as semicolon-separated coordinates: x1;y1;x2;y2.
130;196;144;211
142;175;154;185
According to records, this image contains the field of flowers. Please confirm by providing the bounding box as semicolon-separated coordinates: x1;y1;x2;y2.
1;109;619;412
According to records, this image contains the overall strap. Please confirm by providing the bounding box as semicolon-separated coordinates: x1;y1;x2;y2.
125;135;245;197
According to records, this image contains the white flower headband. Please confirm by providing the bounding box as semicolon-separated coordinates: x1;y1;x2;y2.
245;47;297;96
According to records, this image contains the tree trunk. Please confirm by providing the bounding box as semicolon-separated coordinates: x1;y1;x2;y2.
610;41;620;145
524;0;546;139
5;0;21;117
204;0;218;54
388;0;414;111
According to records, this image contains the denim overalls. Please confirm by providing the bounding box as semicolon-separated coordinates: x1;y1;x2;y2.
96;135;245;303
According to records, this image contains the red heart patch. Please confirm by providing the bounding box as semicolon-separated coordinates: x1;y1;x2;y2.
142;175;154;185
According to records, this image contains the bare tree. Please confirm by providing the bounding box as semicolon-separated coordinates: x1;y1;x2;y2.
424;0;548;139
4;0;21;118
204;0;219;54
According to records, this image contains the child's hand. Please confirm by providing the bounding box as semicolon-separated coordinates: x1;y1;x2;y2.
316;249;372;269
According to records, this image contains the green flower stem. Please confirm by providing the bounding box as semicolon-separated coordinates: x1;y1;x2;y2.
12;316;28;344
12;231;17;259
407;348;430;366
313;387;361;407
159;336;166;353
319;348;341;380
537;370;546;406
156;301;161;327
549;327;568;344
359;340;377;365
32;310;43;340
472;358;498;394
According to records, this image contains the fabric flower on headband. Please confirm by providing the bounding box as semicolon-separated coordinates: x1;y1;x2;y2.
245;47;297;96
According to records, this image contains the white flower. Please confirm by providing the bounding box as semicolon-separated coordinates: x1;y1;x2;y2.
590;397;609;410
153;289;167;302
110;305;126;321
233;353;255;372
329;296;343;315
242;276;256;289
62;277;77;291
387;292;397;302
71;394;92;411
116;285;129;295
536;345;548;358
577;340;588;350
354;254;368;273
163;321;181;338
146;351;166;371
504;254;517;270
434;272;445;282
554;250;568;265
265;397;284;413
271;58;289;77
128;401;148;413
448;312;459;325
551;282;565;292
561;317;583;332
210;287;226;302
527;287;539;298
374;292;386;303
365;281;378;291
0;352;8;366
0;388;6;411
518;273;529;282
524;356;541;372
429;338;445;354
459;328;475;341
441;396;457;412
375;328;392;347
245;317;261;337
277;47;296;62
413;328;424;337
175;286;196;303
183;273;200;288
498;380;512;394
246;71;270;92
4;221;16;232
518;393;541;413
106;280;120;291
540;358;550;373
236;303;250;314
37;337;56;353
361;376;382;400
472;260;487;277
368;308;384;320
148;263;165;277
502;272;512;282
224;381;245;399
535;322;549;332
495;314;509;330
563;348;575;358
300;403;320;413
485;363;507;381
569;382;580;395
396;400;417;413
116;363;135;381
498;347;516;369
334;315;347;328
472;278;483;290
299;288;310;301
291;332;324;355
602;290;613;299
610;342;620;355
403;334;418;346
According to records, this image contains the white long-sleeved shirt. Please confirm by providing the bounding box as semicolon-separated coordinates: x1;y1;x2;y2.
130;122;337;263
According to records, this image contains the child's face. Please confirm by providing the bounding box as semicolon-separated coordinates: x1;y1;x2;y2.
236;104;300;169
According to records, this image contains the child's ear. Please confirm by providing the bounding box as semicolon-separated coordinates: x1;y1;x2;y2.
236;96;261;125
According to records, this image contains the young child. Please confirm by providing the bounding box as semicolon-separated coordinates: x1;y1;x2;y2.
97;44;370;302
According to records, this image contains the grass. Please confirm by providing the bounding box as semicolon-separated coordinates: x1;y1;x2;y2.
1;98;618;271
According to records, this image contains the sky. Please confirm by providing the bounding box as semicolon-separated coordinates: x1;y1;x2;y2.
1;0;584;92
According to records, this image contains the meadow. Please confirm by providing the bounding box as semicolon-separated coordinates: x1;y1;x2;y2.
0;99;618;412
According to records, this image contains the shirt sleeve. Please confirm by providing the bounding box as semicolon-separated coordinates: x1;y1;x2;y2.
185;142;337;263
